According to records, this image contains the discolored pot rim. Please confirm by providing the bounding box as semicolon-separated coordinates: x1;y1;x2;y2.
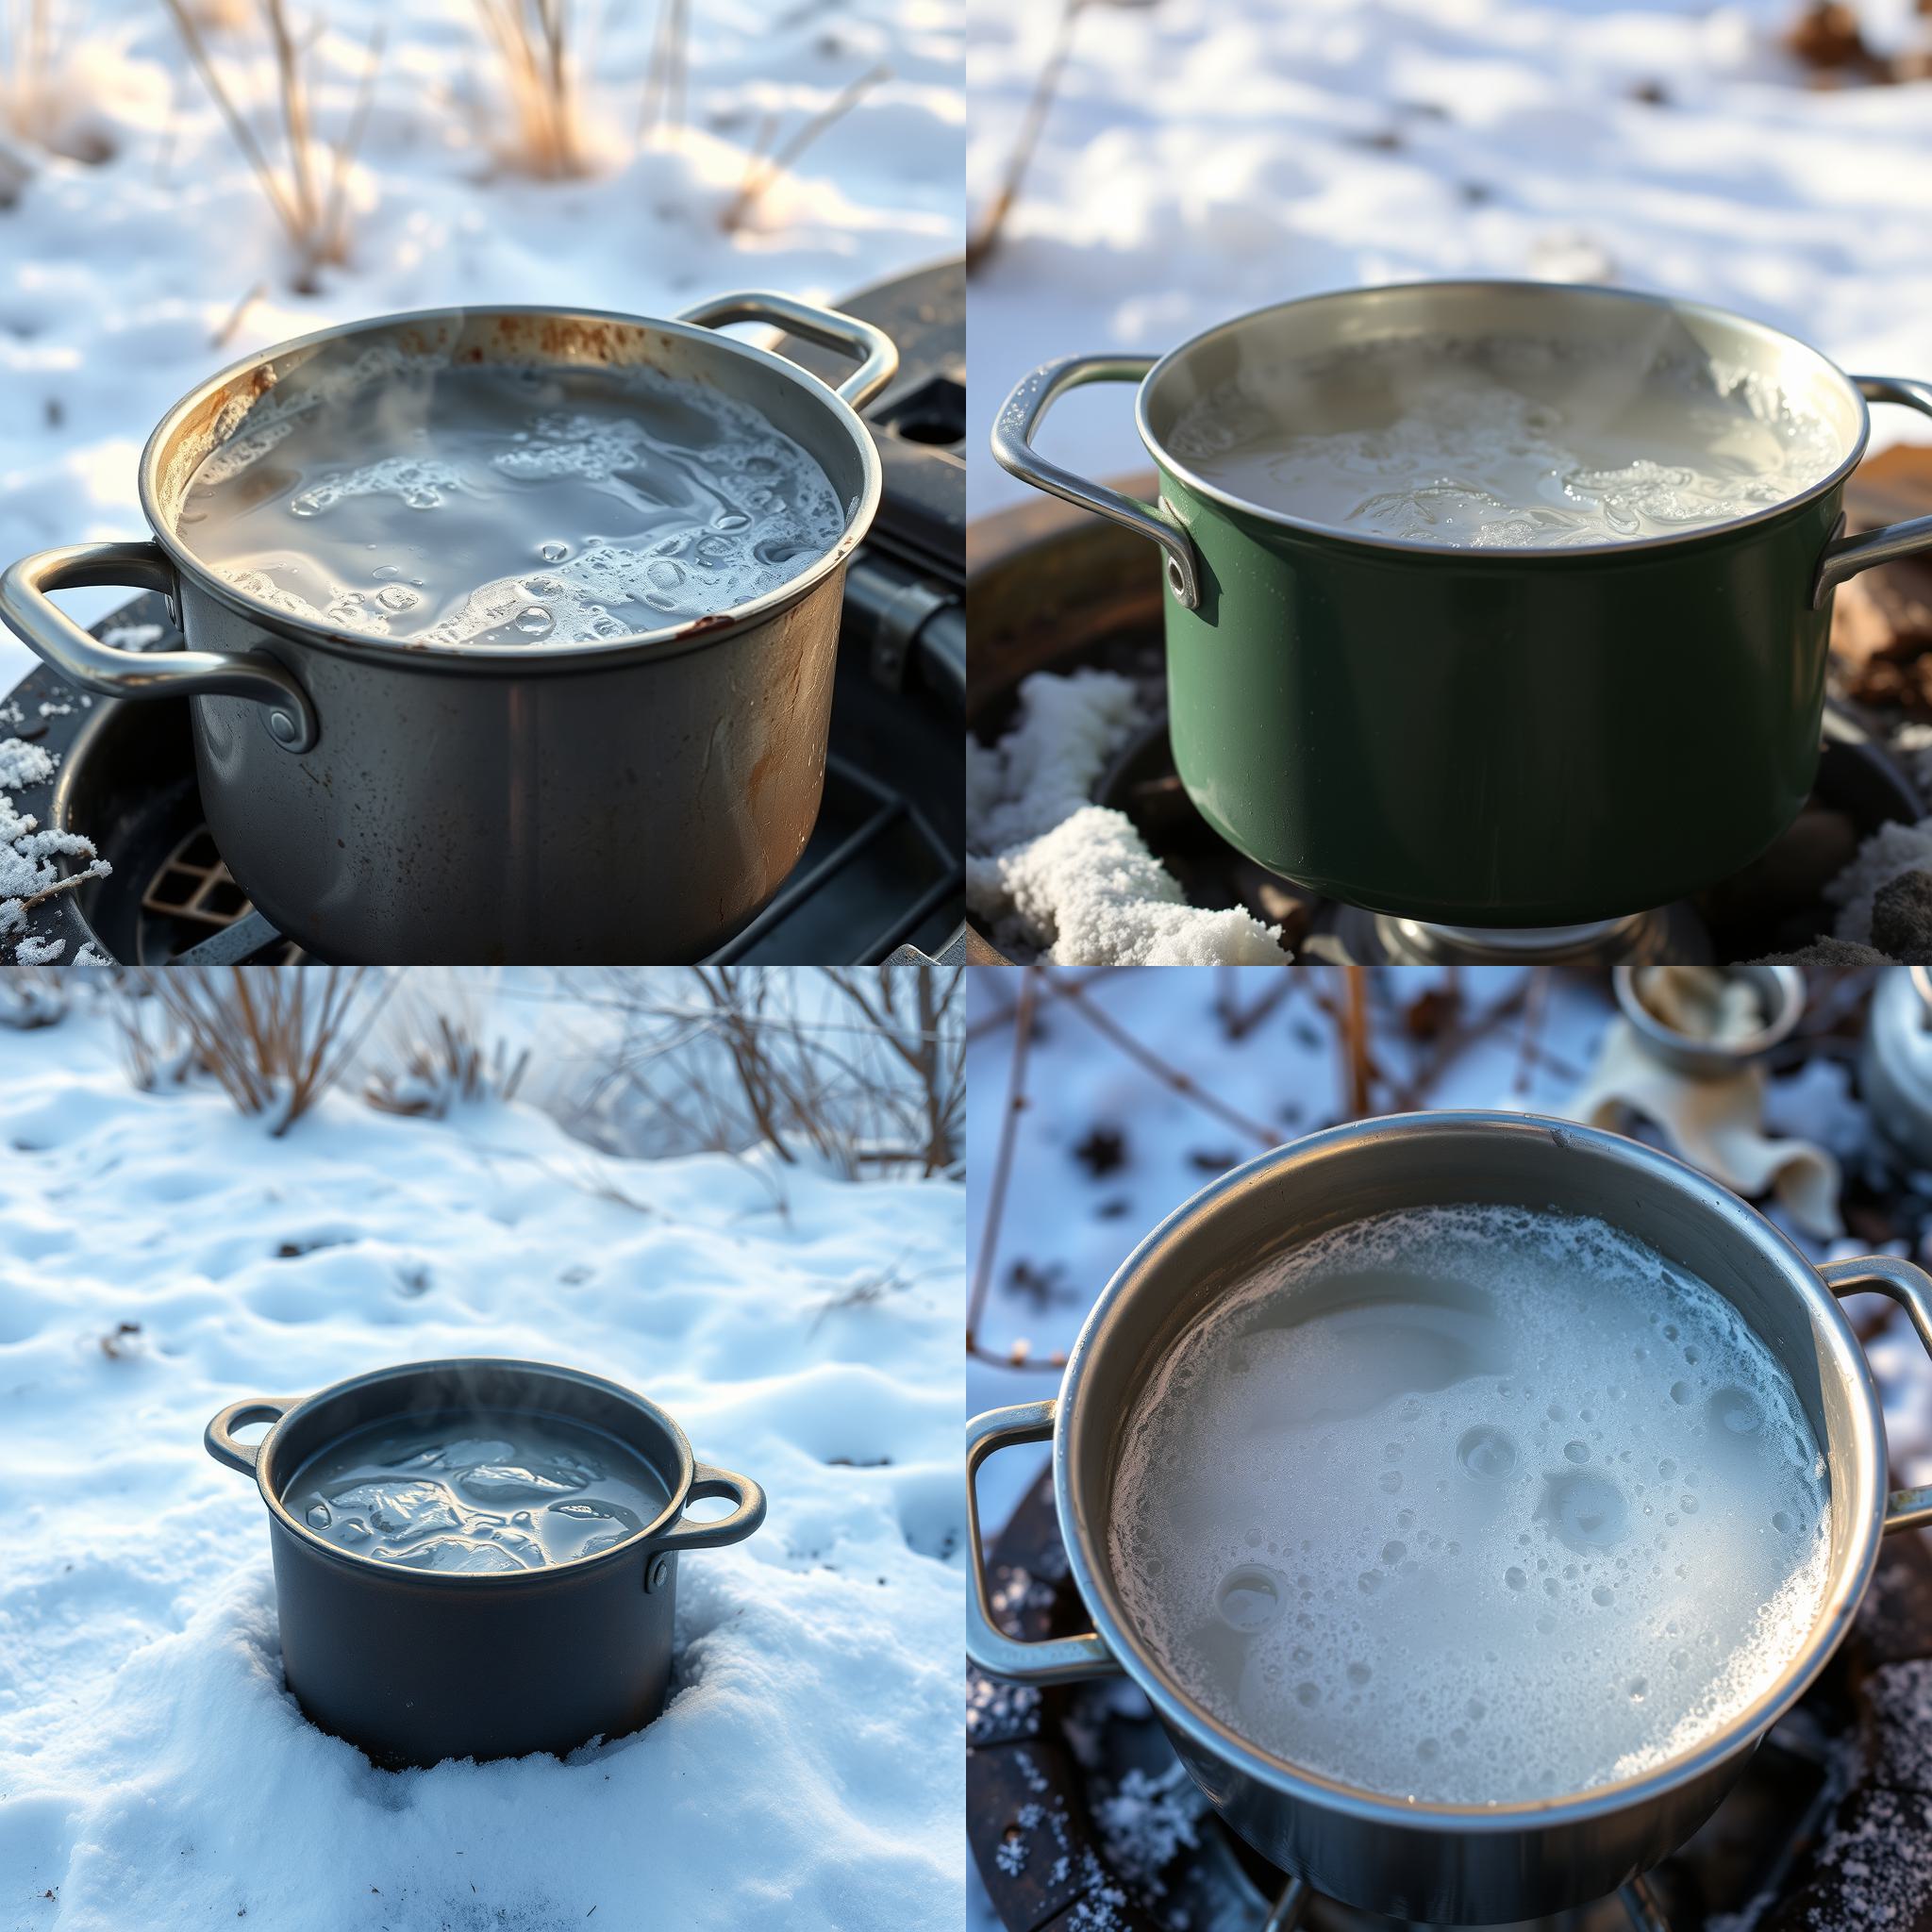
139;304;884;673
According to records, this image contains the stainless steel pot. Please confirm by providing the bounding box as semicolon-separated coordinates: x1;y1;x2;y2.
992;284;1932;926
0;293;897;963
965;1110;1932;1923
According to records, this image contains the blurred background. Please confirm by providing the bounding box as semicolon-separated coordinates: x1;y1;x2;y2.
965;0;1932;513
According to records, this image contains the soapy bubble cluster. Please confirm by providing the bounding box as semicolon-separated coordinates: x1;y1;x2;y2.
1167;334;1843;550
1108;1203;1831;1806
175;359;849;645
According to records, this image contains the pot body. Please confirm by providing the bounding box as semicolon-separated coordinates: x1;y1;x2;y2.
971;1112;1910;1923
1157;475;1839;924
210;1358;765;1770
991;282;1932;928
182;568;841;963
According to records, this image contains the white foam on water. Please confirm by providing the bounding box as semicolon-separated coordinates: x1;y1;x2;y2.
173;359;848;645
1108;1204;1832;1806
1166;335;1843;550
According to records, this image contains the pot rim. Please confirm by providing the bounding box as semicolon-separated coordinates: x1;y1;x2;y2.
136;303;883;672
251;1355;697;1587
1131;280;1871;561
1055;1108;1886;1833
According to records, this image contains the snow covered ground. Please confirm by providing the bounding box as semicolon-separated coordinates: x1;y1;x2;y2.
966;0;1932;517
0;0;963;691
964;963;1932;1927
0;978;965;1931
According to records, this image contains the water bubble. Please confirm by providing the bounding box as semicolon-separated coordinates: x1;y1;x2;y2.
1564;1440;1590;1464
1505;1566;1527;1591
1378;1470;1403;1494
1295;1681;1320;1707
1381;1541;1407;1566
514;607;553;637
1347;1660;1373;1685
1670;1382;1691;1406
1457;1424;1518;1480
539;540;571;563
307;1503;332;1529
1708;1388;1762;1436
1538;1471;1630;1553
1216;1565;1284;1633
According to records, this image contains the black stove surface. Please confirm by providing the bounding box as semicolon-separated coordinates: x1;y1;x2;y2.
1;264;966;967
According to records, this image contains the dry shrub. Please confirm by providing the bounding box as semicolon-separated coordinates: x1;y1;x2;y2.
367;1013;530;1119
116;966;392;1133
163;0;384;288
0;963;67;1028
473;0;585;177
591;965;964;1181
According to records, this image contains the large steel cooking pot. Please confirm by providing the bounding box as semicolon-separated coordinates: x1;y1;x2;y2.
992;283;1932;927
965;1111;1932;1923
0;292;897;963
207;1357;765;1769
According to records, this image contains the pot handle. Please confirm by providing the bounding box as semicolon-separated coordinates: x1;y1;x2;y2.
1813;378;1932;606
205;1396;299;1475
991;356;1202;611
1821;1254;1932;1531
650;1462;768;1554
966;1398;1121;1684
0;541;318;753
675;291;898;411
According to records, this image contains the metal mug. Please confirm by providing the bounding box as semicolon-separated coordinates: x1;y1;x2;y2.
0;293;897;964
207;1357;766;1770
965;1110;1932;1922
993;283;1932;927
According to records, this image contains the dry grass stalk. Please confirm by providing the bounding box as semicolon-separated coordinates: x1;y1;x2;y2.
0;962;68;1028
967;0;1086;273
126;965;392;1134
474;0;585;178
1;0;61;150
720;60;890;233
638;0;688;142
162;0;384;286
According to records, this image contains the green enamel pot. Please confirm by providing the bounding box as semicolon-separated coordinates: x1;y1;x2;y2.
992;282;1932;928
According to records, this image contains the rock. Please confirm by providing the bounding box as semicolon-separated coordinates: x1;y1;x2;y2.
1754;937;1895;965
1873;870;1932;962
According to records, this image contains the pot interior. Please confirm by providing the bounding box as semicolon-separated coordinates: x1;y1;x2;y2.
1139;282;1866;544
1066;1115;1884;1812
258;1359;691;1574
143;308;873;653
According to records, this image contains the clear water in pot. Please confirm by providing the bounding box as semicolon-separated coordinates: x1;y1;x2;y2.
175;360;846;644
283;1409;670;1573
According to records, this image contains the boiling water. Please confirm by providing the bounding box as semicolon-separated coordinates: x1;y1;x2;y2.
1166;335;1842;548
175;360;848;644
283;1410;670;1573
1108;1205;1831;1804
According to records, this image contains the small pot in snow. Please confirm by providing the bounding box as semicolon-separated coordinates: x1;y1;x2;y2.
206;1357;765;1770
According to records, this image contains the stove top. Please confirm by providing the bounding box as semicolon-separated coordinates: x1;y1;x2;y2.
966;475;1926;968
2;263;966;968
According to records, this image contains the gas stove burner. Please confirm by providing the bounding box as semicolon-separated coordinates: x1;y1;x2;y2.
1332;903;1707;967
969;1464;1913;1932
4;264;966;968
967;486;1927;966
